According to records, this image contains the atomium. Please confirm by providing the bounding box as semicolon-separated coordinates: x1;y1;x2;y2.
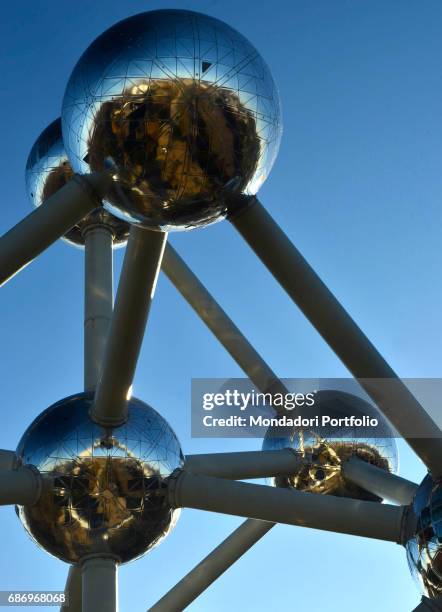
15;392;183;564
61;9;282;231
406;475;442;599
26;119;130;247
262;390;398;501
0;7;438;611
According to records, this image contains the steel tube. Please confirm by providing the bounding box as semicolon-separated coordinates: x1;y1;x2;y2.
61;565;82;612
91;227;167;426
342;456;418;505
0;467;41;506
230;200;442;475
0;173;110;287
81;557;118;612
0;450;17;471
148;518;274;612
169;471;407;542
184;449;300;480
163;245;288;398
84;227;114;391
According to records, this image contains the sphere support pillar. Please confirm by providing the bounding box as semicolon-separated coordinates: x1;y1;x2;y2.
84;226;113;391
61;565;82;612
81;557;118;612
91;227;167;426
230;199;442;476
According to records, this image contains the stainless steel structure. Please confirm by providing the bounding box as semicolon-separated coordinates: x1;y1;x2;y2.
407;476;442;599
0;7;439;612
15;393;183;564
262;389;398;501
61;10;282;231
26;119;129;247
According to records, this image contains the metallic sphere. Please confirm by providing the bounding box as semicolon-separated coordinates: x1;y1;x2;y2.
26;119;130;247
262;390;398;501
61;9;282;231
406;475;442;599
16;393;183;564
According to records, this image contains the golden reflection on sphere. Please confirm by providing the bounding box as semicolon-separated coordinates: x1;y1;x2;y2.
25;119;130;247
406;475;442;599
262;390;398;501
16;393;183;564
61;9;282;231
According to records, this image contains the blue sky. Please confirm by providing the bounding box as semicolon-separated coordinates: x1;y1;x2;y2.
1;1;441;610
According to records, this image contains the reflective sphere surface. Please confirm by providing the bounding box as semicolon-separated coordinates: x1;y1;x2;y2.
62;9;282;231
16;393;183;564
262;390;398;501
26;119;130;246
406;475;442;599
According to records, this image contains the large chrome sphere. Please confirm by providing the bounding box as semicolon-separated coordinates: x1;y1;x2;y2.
406;475;442;599
26;119;130;247
16;393;183;564
262;390;398;501
61;9;282;231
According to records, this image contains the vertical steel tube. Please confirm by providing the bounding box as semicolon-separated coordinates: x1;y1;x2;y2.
84;227;114;391
91;227;167;426
230;200;442;475
81;557;118;612
148;519;273;612
61;565;82;612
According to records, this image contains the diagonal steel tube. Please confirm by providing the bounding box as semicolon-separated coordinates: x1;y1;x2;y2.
184;449;301;480
0;173;110;287
84;226;114;391
61;566;82;612
162;244;289;398
168;471;409;543
342;456;418;505
91;227;167;426
147;518;273;612
230;199;442;475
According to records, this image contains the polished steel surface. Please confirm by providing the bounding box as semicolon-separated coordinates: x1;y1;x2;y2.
16;392;183;564
262;390;398;501
26;119;130;246
61;9;282;231
407;476;442;599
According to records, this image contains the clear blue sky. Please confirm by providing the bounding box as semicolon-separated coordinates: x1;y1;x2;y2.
1;1;441;610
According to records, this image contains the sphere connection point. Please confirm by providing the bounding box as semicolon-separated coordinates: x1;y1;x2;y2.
262;390;398;501
16;392;183;564
406;475;442;599
61;9;282;231
25;119;130;247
